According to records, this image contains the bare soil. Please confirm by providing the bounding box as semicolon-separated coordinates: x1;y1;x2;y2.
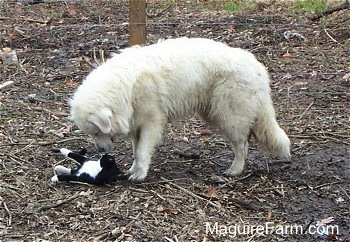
0;1;349;241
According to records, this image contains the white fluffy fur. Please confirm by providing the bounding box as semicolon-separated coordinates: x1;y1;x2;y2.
70;37;291;181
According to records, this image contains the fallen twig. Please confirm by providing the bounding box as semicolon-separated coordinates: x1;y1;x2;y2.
36;192;81;212
298;101;314;120
135;177;188;186
337;185;350;201
268;160;293;166
0;16;48;24
148;3;173;18
220;173;253;188
0;81;14;90
323;28;338;43
9;140;36;156
94;212;141;241
160;177;221;209
228;198;262;211
8;154;35;168
173;149;200;159
310;0;350;21
0;137;87;147
313;181;343;190
3;202;12;226
30;106;70;117
0;142;38;147
38;137;87;146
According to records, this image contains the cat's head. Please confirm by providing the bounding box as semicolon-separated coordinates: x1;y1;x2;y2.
100;154;117;167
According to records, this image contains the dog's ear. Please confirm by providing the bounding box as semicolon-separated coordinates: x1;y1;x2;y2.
88;109;112;134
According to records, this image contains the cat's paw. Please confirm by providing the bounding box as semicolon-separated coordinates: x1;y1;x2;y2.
59;148;71;157
49;175;59;185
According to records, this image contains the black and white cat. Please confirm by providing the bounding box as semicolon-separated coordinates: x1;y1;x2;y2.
50;148;125;185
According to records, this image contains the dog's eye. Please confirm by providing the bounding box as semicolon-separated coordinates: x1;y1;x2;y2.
111;137;115;142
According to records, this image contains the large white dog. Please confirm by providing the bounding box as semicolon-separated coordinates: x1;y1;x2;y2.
70;37;291;181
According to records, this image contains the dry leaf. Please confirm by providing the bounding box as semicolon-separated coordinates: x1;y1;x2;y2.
228;26;236;33
282;51;293;57
316;216;334;226
66;79;75;86
342;72;350;80
80;189;93;197
159;207;178;215
199;129;213;136
1;48;18;65
294;81;308;86
2;47;12;52
267;209;273;219
49;125;72;137
67;7;76;15
282;73;292;79
202;186;220;199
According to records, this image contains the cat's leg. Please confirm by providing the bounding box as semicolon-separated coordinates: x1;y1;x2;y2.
54;165;71;175
60;148;86;164
50;165;72;185
54;174;80;183
51;173;96;185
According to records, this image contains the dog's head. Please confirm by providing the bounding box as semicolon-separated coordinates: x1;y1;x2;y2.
69;98;131;153
69;62;134;153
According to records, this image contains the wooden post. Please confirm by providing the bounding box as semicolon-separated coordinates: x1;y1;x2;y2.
129;0;147;46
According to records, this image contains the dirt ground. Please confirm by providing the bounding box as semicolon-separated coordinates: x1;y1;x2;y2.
0;1;349;241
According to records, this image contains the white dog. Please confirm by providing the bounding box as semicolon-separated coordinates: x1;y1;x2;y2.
69;37;291;181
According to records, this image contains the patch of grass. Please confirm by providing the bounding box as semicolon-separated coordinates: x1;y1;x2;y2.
201;0;256;13
293;0;328;13
223;0;255;12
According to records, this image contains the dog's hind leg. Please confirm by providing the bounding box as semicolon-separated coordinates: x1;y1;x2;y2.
212;114;251;177
225;139;249;176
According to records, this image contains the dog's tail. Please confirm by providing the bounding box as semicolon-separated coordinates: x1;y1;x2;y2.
252;99;291;159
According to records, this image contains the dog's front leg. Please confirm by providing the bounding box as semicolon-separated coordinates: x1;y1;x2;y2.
128;121;164;181
131;128;140;157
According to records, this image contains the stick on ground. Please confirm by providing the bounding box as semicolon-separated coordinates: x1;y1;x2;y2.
310;0;350;21
36;192;81;212
161;177;222;209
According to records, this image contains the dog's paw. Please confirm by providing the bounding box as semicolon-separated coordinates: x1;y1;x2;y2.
224;168;243;177
127;168;147;182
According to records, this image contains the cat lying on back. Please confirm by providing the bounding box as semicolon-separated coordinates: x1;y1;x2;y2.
50;148;125;185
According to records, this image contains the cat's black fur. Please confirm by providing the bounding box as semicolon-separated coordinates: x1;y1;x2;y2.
50;148;125;185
